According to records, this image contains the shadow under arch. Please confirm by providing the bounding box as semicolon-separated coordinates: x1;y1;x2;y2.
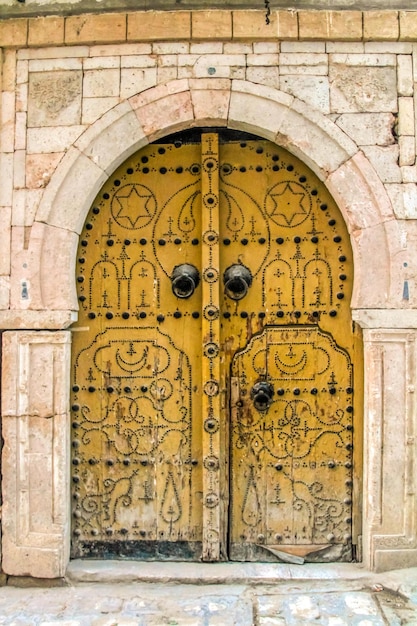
33;78;399;318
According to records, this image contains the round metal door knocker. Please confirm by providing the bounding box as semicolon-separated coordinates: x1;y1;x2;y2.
251;381;274;411
170;264;200;298
223;264;252;300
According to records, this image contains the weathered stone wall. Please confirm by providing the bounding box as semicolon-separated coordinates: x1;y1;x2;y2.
1;9;417;576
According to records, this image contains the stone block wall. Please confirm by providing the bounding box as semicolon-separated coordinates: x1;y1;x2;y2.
1;9;417;576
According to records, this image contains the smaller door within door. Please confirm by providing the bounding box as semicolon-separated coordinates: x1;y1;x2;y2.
229;326;354;562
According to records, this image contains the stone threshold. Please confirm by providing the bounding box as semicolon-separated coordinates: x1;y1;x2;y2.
67;560;412;590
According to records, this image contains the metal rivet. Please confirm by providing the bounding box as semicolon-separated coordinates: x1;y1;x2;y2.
157;314;165;322
174;311;182;319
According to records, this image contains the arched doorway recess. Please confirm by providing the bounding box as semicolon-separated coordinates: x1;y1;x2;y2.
70;128;362;563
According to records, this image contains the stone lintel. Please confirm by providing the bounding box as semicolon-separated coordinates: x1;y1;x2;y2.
353;308;417;329
0;310;77;330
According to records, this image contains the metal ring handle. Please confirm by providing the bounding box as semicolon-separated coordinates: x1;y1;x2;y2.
223;264;252;301
251;381;274;411
171;264;200;299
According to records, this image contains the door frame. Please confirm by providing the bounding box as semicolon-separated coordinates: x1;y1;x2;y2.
2;79;410;577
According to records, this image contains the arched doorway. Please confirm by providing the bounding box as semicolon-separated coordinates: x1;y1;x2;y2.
70;129;362;563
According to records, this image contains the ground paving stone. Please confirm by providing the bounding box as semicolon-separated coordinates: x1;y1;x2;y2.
0;570;416;625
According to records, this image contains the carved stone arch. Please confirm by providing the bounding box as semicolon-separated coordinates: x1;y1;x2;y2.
33;78;399;317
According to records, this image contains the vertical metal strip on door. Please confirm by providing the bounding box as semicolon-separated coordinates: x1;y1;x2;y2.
200;134;223;561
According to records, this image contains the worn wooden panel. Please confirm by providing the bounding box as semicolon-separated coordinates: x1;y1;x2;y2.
71;131;361;562
71;142;204;560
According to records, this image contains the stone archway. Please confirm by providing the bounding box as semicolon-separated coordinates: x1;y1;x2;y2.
2;79;412;578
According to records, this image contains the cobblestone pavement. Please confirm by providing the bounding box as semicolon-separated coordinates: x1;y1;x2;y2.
0;564;416;625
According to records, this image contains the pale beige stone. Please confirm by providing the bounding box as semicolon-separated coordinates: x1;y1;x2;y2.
76;105;148;174
28;70;82;128
335;113;396;146
25;189;43;227
83;56;120;70
362;329;417;571
397;55;414;96
13;151;26;189
279;52;328;67
120;55;156;68
16;82;28;113
16;59;28;85
229;81;293;142
224;43;253;54
120;68;157;99
36;147;107;233
276;97;357;179
128;78;189;109
0;276;10;310
0;207;12;276
232;10;282;40
40;224;80;310
0;154;13;206
28;16;64;47
82;97;120;125
83;69;120;98
190;86;230;126
329;65;397;113
29;58;82;72
253;42;278;53
192;11;232;40
90;43;152;57
12;189;25;225
361;145;401;183
65;13;126;45
402;165;417;183
327;152;395;233
1;331;71;578
280;76;330;114
0;18;27;47
399;136;416;167
400;11;417;40
1;92;15;153
26;153;64;190
15;111;27;151
298;10;362;41
281;42;325;52
280;65;328;77
157;67;178;84
246;66;279;88
17;46;89;60
365;42;412;53
152;42;189;54
134;90;194;141
364;11;399;41
247;54;278;67
128;11;191;41
326;42;364;53
398;97;415;136
1;50;17;92
385;183;417;219
193;54;245;79
329;53;396;67
27;125;86;154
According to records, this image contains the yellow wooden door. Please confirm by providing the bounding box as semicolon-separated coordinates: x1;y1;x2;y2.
71;131;361;562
